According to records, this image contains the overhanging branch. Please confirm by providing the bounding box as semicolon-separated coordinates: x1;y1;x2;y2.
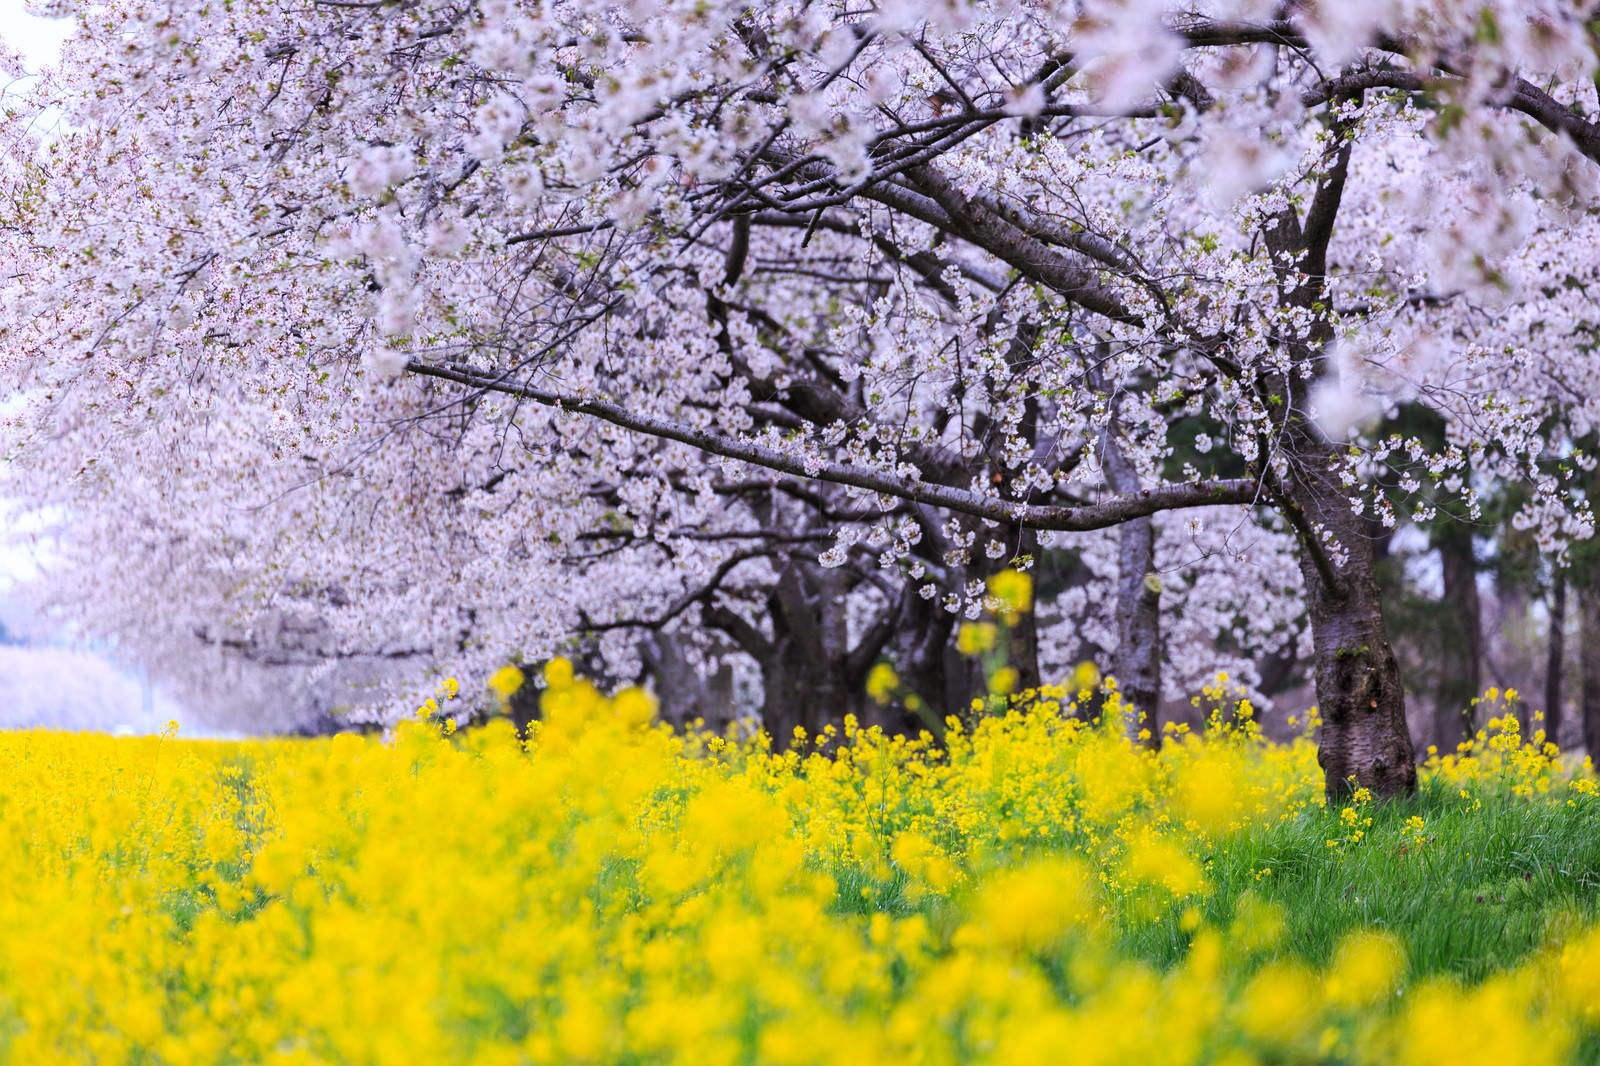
405;360;1262;532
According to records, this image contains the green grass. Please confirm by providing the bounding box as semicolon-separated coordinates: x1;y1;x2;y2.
1119;779;1600;980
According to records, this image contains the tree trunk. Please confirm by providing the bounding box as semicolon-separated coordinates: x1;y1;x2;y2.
1580;582;1600;760
1004;578;1042;694
705;559;867;748
760;564;861;746
879;587;955;735
1115;514;1162;748
945;525;1042;711
1546;570;1566;749
508;667;541;737
1284;440;1418;800
1435;524;1483;751
1256;648;1299;699
1099;420;1161;746
760;645;856;746
1249;109;1416;798
640;631;739;733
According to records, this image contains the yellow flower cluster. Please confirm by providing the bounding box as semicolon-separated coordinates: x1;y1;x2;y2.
1424;693;1590;805
0;675;1597;1064
1327;787;1376;850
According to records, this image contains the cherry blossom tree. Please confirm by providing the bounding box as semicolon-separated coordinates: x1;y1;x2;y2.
5;0;1600;796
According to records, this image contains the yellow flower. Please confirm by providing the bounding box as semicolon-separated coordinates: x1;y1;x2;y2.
1555;926;1600;1020
987;568;1033;615
866;662;899;704
957;622;997;655
611;686;656;728
487;664;525;703
1399;976;1568;1066
1121;835;1205;896
1325;930;1405;1008
7;656;1597;1064
890;832;960;896
544;656;574;688
1237;961;1319;1045
963;858;1091;951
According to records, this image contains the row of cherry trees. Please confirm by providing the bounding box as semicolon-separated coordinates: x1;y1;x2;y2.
4;0;1600;797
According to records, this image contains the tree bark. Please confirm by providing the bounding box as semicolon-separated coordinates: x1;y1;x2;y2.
1259;105;1414;800
1003;540;1043;695
508;669;541;737
703;559;867;748
1114;515;1162;747
939;524;1043;712
640;631;739;733
1434;523;1483;751
1099;420;1162;747
1545;570;1566;749
760;564;861;746
881;586;955;734
1282;438;1418;800
1580;581;1600;760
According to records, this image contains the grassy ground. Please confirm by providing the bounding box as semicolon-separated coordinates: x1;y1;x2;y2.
1125;776;1600;980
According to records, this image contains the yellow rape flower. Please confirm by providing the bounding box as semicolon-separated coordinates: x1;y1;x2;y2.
988;666;1019;697
961;858;1091;952
957;621;997;655
3;658;1597;1065
866;661;899;704
1237;961;1320;1046
987;567;1033;615
611;686;657;729
544;656;574;688
1325;930;1405;1008
487;663;525;703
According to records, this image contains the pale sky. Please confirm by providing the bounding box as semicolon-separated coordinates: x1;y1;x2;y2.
4;6;72;71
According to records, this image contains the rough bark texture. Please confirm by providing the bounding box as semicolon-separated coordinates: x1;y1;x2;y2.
1097;420;1163;747
753;564;862;746
1261;107;1415;800
1581;582;1600;759
1114;515;1162;747
640;631;739;733
1434;524;1483;751
1284;437;1418;801
885;588;956;734
1545;571;1566;748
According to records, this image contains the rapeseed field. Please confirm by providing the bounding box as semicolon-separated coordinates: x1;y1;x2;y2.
2;666;1599;1064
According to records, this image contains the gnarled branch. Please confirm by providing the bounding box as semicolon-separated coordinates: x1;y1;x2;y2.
406;360;1262;531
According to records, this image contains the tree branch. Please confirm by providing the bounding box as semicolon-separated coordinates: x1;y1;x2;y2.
406;360;1261;531
583;548;772;632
